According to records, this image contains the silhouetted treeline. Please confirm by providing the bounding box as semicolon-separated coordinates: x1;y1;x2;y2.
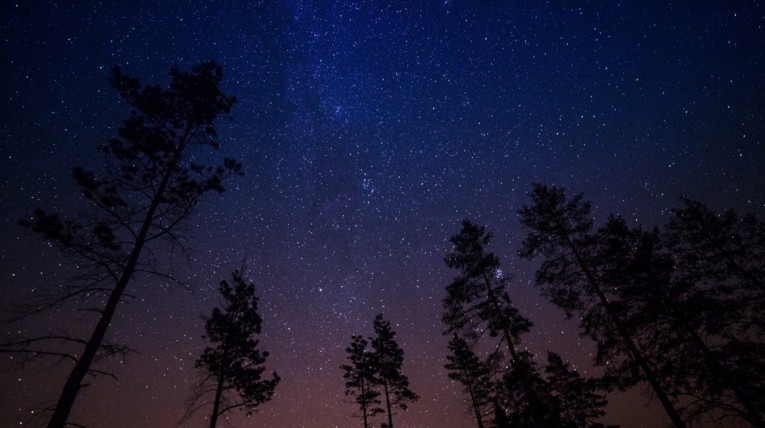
440;185;764;428
518;184;765;427
3;58;762;428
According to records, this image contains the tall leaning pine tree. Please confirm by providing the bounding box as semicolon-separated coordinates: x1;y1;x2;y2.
590;204;765;426
14;61;241;428
517;184;686;428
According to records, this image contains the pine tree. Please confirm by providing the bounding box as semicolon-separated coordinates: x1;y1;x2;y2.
518;184;686;428
660;200;764;426
578;202;763;426
8;61;241;428
190;270;279;428
370;314;418;428
341;335;383;428
443;220;532;361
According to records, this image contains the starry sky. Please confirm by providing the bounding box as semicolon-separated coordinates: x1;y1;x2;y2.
1;1;764;427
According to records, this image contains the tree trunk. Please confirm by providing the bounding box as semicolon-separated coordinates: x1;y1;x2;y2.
209;371;225;428
360;377;369;428
464;372;485;428
47;151;182;428
46;269;133;428
383;377;393;428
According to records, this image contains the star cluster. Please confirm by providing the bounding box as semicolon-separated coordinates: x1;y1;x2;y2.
1;1;764;427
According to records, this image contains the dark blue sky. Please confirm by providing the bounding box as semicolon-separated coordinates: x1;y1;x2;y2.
1;1;764;427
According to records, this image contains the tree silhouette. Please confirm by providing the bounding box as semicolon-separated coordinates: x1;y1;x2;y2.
444;334;495;428
518;183;686;428
592;215;715;424
341;335;383;428
5;61;241;428
370;314;418;428
185;269;279;428
662;199;764;426
550;194;765;427
443;220;532;361
441;219;531;389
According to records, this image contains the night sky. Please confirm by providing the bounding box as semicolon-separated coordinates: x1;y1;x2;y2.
1;1;764;427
